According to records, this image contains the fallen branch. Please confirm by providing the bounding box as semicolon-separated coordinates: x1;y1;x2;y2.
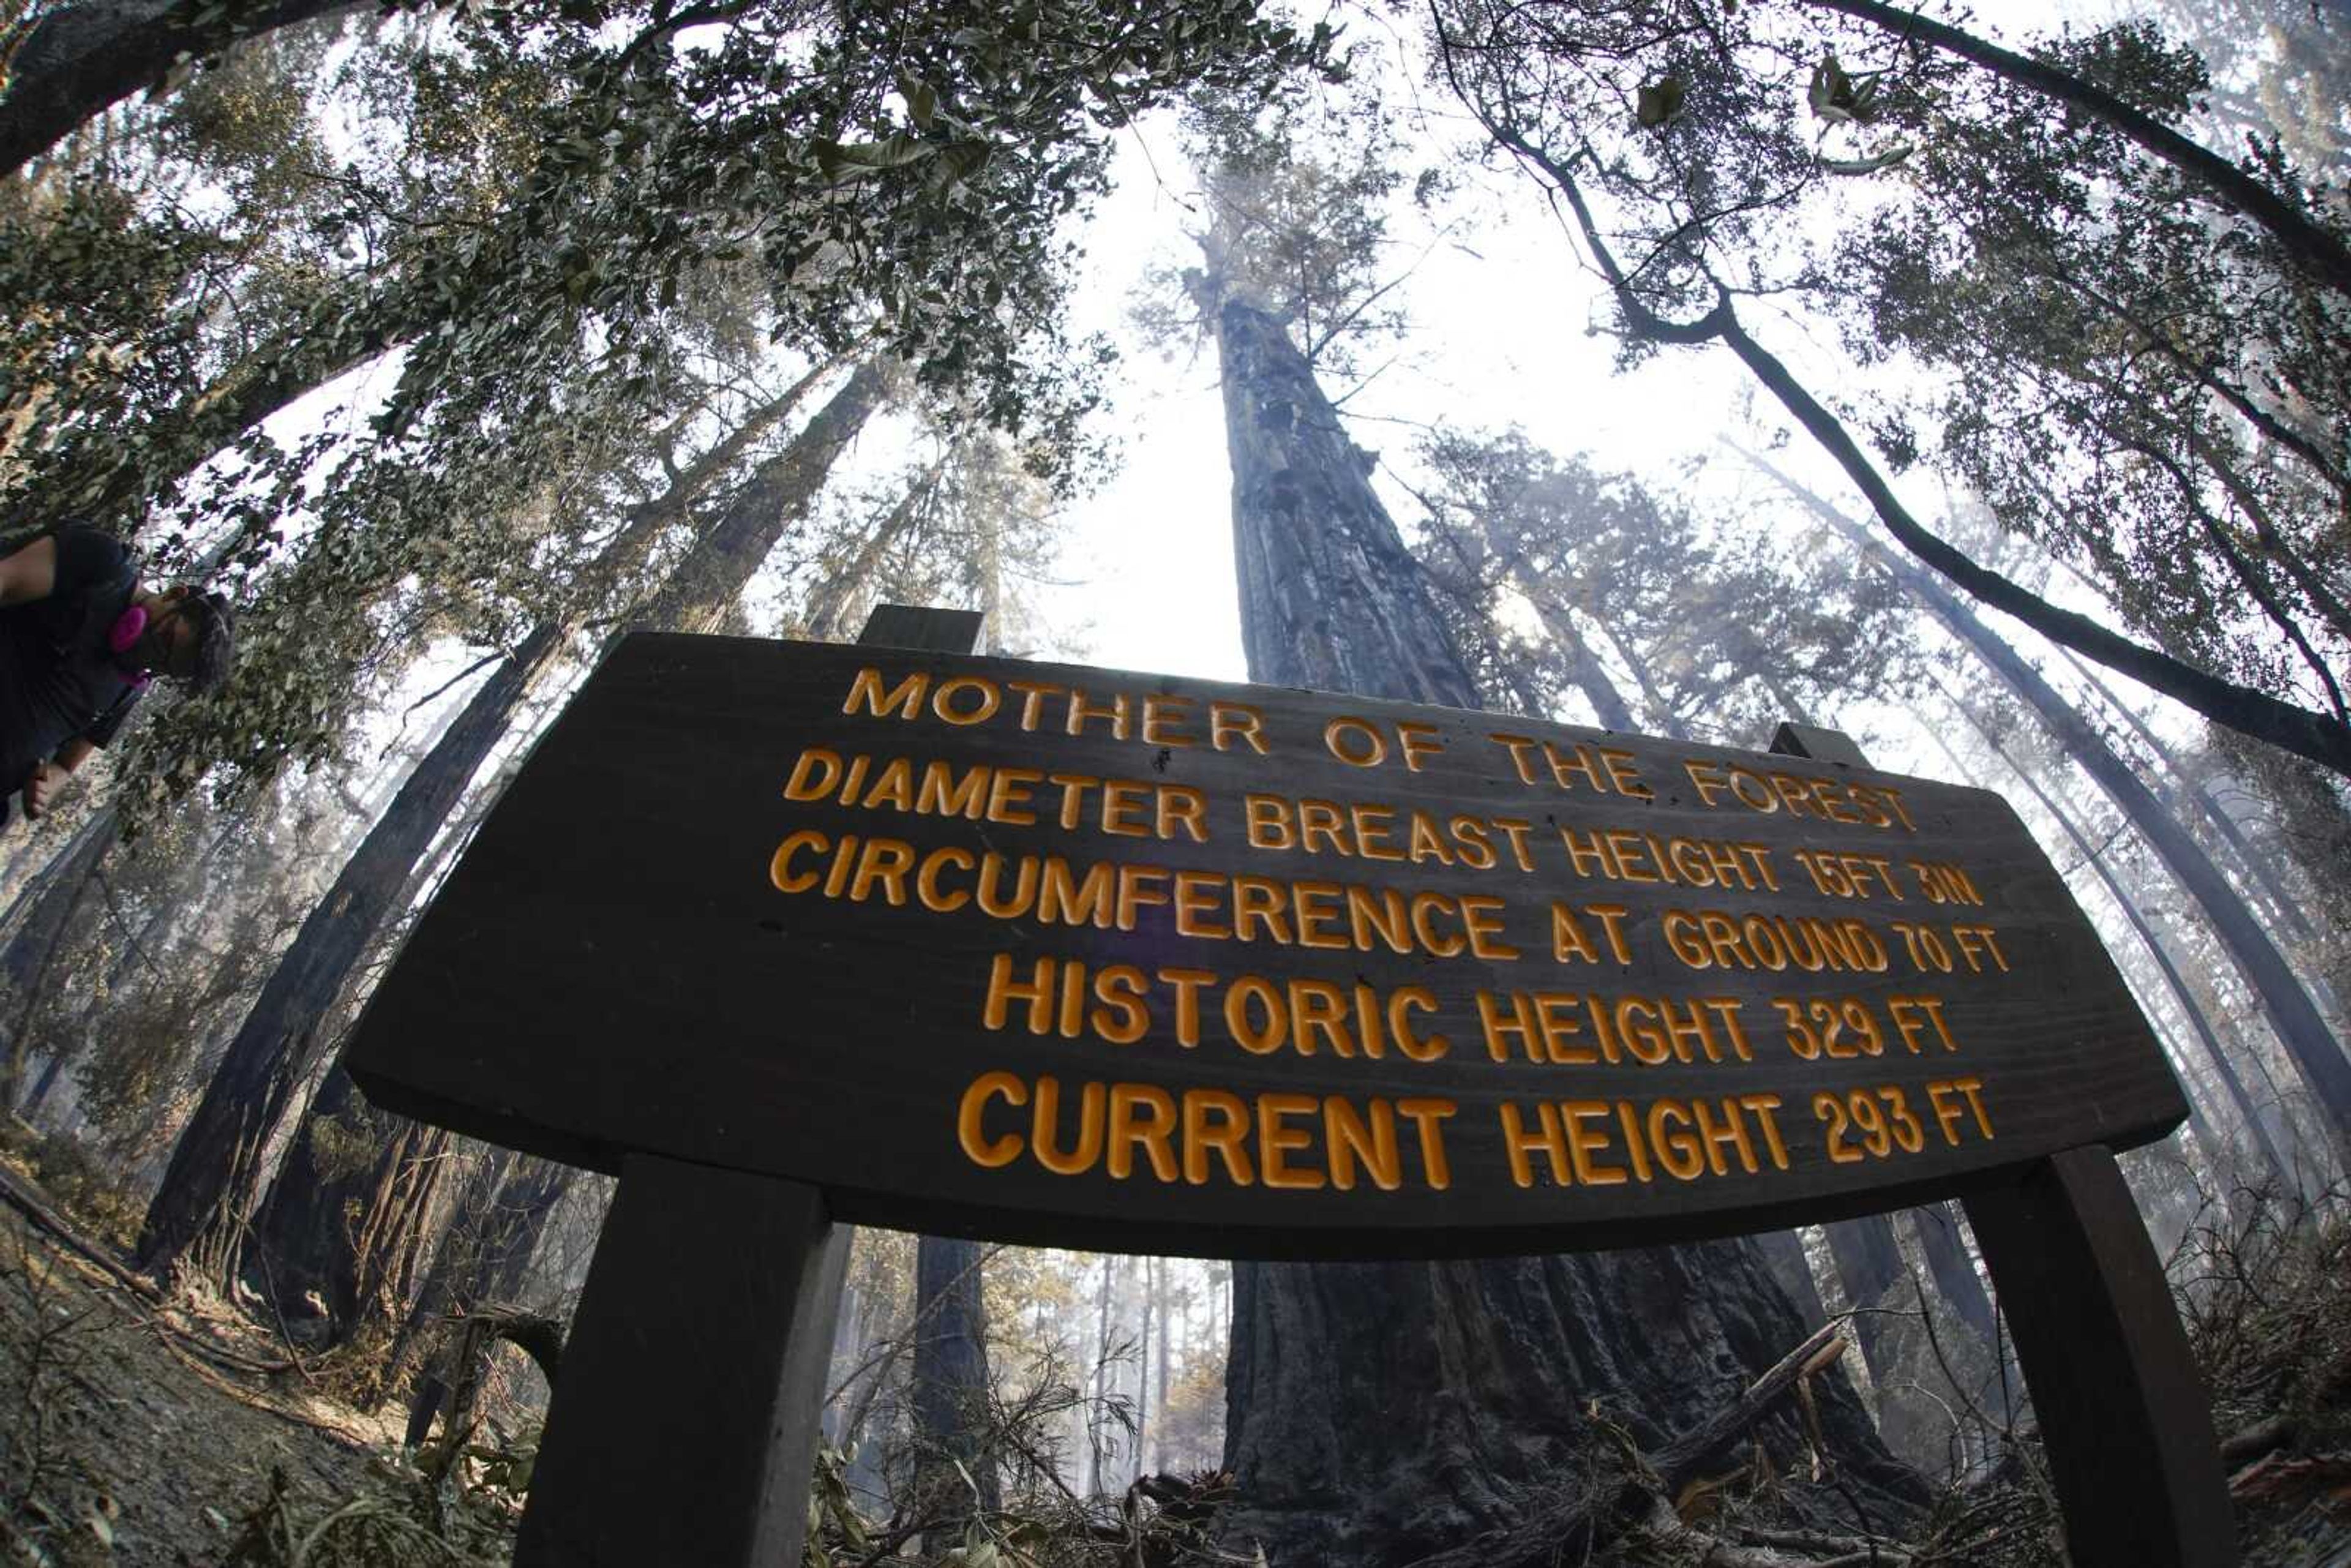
1654;1319;1850;1490
1401;1319;1857;1568
2218;1414;2295;1468
0;1158;160;1303
1634;1493;1914;1567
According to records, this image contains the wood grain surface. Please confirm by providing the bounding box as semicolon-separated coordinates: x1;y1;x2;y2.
345;633;2187;1259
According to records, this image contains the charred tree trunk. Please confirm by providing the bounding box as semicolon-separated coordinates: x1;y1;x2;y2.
1219;302;1477;713
145;365;871;1290
375;1149;511;1408
402;1156;576;1446
247;1042;453;1334
136;631;558;1286
907;1236;997;1516
1;807;118;1108
1211;297;1919;1563
1763;462;2351;1165
1907;1205;1998;1349
1750;1228;1828;1332
1820;1217;1906;1378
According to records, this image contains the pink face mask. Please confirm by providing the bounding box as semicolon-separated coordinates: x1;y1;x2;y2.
109;606;153;689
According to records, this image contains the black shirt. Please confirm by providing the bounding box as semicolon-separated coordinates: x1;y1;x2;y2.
0;525;143;808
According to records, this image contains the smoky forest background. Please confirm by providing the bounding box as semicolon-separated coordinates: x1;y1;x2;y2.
1;0;2349;1561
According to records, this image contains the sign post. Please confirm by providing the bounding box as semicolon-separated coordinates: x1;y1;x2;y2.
513;606;982;1567
351;610;2232;1566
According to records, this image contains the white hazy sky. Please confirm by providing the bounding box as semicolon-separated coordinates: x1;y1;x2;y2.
1036;97;1747;686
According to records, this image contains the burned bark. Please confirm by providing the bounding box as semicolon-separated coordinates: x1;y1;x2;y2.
400;1155;576;1440
135;632;557;1285
1;807;117;1109
248;1051;452;1336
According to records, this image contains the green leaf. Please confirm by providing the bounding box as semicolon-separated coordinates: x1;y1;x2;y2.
1809;51;1878;122
1635;77;1685;128
923;138;992;197
899;73;939;130
815;132;935;182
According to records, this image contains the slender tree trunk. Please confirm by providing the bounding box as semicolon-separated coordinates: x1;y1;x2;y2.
1;808;118;1108
0;0;366;178
639;361;889;634
801;455;943;641
907;1237;997;1515
1498;553;1636;730
1086;1253;1113;1497
1755;456;2351;1165
1152;1257;1171;1474
1210;296;1920;1562
1581;601;1693;741
1134;1256;1153;1485
2054;647;2320;947
1924;680;2292;1177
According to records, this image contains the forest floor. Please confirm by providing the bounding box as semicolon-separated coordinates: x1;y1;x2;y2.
5;1133;2351;1567
0;1206;412;1566
0;1139;528;1568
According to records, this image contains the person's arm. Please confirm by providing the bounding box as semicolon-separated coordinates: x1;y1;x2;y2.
0;534;58;606
22;738;95;819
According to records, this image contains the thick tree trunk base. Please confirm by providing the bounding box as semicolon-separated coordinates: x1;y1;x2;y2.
1220;1244;1924;1567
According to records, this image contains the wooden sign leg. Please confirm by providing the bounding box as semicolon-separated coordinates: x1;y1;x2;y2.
514;607;978;1561
514;1154;849;1567
1962;1147;2235;1566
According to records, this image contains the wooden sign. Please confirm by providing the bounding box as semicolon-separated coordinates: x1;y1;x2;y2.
347;632;2186;1260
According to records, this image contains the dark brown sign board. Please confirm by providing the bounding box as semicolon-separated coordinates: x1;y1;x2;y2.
349;631;2186;1258
349;616;2233;1568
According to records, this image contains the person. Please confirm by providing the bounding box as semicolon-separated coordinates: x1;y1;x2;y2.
0;524;234;828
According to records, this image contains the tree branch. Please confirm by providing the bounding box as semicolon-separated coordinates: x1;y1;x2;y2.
1802;0;2351;296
